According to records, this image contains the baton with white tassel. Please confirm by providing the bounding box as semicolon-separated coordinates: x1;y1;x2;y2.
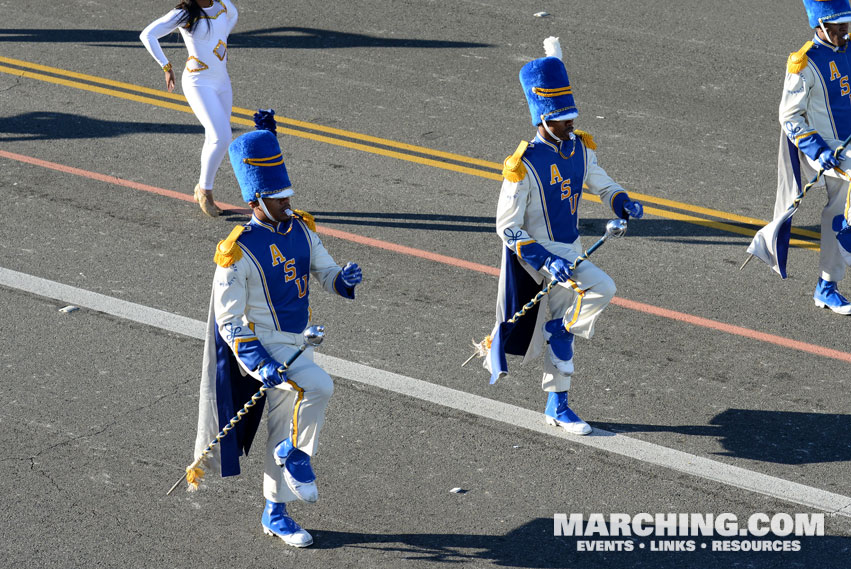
167;325;326;495
463;219;628;367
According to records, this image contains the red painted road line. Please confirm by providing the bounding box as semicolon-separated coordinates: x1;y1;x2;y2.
317;225;500;275
3;148;850;364
613;297;851;364
1;149;195;203
0;149;501;275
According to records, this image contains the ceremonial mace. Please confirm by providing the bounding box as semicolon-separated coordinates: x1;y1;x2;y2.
167;325;326;495
463;218;628;366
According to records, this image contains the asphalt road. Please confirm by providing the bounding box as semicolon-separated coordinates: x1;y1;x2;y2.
1;1;850;567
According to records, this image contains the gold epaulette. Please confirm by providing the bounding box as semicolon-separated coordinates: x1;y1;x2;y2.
787;41;814;74
574;129;596;150
292;209;316;232
502;141;529;182
214;225;245;267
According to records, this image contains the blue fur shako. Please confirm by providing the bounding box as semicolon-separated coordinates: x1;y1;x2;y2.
520;57;578;126
228;130;293;203
803;0;851;28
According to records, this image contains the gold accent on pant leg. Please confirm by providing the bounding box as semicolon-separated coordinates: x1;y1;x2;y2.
564;283;587;331
286;379;306;445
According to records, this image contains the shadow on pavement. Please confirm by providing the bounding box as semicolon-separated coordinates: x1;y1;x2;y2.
0;27;491;50
312;210;494;233
578;217;819;243
311;517;849;568
599;408;851;464
0;111;202;141
230;27;491;50
308;213;813;242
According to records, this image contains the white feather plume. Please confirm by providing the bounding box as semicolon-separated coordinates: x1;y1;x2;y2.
543;36;562;60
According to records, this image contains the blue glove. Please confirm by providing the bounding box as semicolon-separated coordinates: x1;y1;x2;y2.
340;262;362;286
543;256;573;282
818;148;840;170
624;200;644;219
258;360;286;388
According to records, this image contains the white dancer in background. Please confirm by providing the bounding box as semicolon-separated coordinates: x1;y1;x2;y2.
141;0;238;216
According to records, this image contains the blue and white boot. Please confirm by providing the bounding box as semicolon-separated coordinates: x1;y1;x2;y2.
274;438;319;503
261;500;313;547
543;319;575;375
814;278;851;315
545;391;591;435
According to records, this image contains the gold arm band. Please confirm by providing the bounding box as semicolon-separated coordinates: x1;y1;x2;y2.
162;62;173;73
532;86;573;97
243;153;284;166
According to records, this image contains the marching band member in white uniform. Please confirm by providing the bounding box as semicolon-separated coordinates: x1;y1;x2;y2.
141;0;238;216
774;0;851;314
194;114;362;547
486;38;643;435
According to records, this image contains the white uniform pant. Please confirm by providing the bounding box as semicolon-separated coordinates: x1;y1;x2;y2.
182;76;233;192
539;237;616;392
775;153;851;283
260;343;334;503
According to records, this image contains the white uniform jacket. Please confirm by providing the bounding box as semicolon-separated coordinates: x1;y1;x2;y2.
496;132;630;274
485;132;632;384
140;0;238;85
194;214;353;478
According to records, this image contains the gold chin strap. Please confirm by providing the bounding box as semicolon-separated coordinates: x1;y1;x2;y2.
256;197;282;223
541;116;562;142
819;20;844;51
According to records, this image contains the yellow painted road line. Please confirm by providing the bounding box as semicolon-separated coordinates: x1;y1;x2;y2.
0;64;192;113
0;63;501;180
232;107;500;169
0;55;500;170
582;193;819;250
0;56;822;247
0;54;188;102
628;191;822;241
227;116;502;179
642;206;820;251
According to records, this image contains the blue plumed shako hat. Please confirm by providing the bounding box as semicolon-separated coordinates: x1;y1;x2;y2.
520;47;577;126
228;129;294;203
803;0;851;28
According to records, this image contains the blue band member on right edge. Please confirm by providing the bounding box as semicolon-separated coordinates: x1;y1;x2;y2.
775;0;851;314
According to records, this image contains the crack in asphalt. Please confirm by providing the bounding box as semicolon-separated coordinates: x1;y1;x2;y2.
0;72;22;92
